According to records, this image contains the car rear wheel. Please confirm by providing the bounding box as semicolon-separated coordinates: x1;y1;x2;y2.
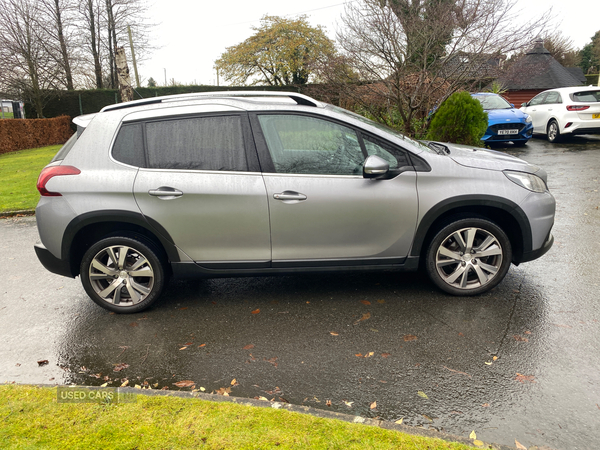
80;236;166;313
425;218;512;296
547;119;561;143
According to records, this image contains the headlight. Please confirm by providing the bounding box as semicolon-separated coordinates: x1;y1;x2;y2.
525;114;532;123
504;171;547;193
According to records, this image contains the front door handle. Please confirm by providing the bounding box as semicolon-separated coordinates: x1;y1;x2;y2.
273;191;307;201
148;187;183;200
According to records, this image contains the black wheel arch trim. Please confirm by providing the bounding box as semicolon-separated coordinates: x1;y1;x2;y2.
410;195;532;262
62;210;181;274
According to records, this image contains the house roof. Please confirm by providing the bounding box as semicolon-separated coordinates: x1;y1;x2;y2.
497;39;584;90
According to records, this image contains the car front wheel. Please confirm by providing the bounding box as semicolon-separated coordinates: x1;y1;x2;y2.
425;219;512;296
80;236;166;313
547;119;561;143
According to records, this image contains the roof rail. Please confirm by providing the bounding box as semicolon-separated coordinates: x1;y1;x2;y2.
101;91;323;113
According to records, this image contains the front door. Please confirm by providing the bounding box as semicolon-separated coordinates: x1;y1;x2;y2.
253;113;418;264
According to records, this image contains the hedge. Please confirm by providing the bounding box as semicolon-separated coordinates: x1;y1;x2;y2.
0;116;73;154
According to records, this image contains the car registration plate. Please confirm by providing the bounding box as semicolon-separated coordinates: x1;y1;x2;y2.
593;113;600;119
498;129;518;135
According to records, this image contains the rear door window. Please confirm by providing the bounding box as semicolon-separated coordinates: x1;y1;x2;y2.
572;91;600;102
146;116;247;171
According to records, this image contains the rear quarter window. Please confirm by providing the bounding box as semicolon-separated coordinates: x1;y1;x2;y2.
572;91;600;102
51;133;78;163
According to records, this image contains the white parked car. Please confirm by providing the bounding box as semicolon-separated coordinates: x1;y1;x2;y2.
520;86;600;142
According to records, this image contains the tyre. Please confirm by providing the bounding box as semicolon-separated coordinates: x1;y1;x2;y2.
80;236;166;313
547;119;561;143
425;218;512;296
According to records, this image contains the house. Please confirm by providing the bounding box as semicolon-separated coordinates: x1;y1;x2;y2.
496;39;585;106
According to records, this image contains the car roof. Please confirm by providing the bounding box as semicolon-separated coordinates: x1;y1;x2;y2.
100;91;326;113
543;85;600;94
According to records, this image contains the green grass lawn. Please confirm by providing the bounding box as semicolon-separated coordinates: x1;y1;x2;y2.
0;385;475;450
0;145;59;213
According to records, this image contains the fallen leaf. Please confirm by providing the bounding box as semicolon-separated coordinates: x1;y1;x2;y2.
473;440;484;447
370;328;379;332
265;357;278;367
198;344;206;348
326;400;332;406
216;387;231;396
278;397;289;403
200;387;206;392
100;382;108;387
355;353;363;357
183;342;193;346
366;352;374;357
120;379;129;387
470;430;477;440
493;356;498;361
395;418;403;424
113;363;129;372
417;391;429;399
257;396;268;401
129;322;138;327
515;440;527;450
485;361;493;365
173;380;195;388
515;373;535;383
481;403;490;407
179;347;188;351
353;312;371;325
344;400;354;407
377;299;385;304
37;360;49;366
134;384;141;389
524;330;532;335
243;344;255;350
265;387;282;395
360;300;371;305
231;378;239;386
251;309;260;314
403;334;417;342
179;307;188;310
381;353;391;358
160;386;169;390
329;332;339;336
513;335;529;342
370;401;377;409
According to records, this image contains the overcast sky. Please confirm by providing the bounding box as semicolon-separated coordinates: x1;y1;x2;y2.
138;0;598;87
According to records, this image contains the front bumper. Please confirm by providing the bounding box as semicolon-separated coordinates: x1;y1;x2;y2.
34;242;75;278
520;232;554;263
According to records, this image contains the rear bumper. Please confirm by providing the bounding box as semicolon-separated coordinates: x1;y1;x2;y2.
34;242;74;278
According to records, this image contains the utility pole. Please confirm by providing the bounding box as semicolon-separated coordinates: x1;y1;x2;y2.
127;25;141;88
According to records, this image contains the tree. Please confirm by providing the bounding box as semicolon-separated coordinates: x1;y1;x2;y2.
426;91;487;146
578;31;600;74
540;31;579;67
214;15;336;86
0;0;60;117
319;0;551;136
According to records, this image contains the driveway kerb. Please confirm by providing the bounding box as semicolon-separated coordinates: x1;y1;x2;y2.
15;383;517;450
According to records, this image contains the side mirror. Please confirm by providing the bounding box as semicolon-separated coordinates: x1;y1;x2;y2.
510;103;515;108
521;102;528;108
363;155;389;179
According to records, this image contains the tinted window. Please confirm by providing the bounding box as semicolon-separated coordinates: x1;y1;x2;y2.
572;90;600;102
145;116;247;171
258;115;364;175
544;92;562;104
113;123;145;167
363;135;409;170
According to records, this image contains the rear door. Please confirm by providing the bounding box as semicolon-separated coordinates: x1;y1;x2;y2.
251;113;418;265
129;113;271;264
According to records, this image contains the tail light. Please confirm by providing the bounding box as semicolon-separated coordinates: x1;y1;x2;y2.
37;166;81;196
566;105;590;111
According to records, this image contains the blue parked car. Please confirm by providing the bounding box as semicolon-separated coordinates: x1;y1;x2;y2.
471;93;533;146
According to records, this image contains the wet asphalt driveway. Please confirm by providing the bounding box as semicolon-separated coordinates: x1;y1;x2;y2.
1;136;599;449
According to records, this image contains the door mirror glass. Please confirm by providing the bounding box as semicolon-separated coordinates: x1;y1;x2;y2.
363;155;389;178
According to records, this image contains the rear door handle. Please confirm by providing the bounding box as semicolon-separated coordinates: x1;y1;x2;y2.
148;187;183;199
273;191;307;201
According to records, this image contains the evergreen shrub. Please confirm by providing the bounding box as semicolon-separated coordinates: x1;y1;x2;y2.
426;91;488;147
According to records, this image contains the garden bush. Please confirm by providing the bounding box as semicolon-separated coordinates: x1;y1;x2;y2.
0;116;73;154
426;91;488;146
